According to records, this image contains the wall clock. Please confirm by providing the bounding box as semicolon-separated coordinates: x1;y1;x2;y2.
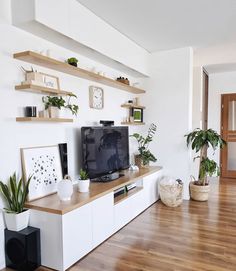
89;86;104;109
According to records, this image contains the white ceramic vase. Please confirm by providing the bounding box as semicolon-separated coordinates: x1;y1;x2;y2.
57;178;73;201
78;179;90;193
4;209;30;231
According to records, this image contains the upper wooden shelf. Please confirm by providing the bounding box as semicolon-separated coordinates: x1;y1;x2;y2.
15;84;74;96
24;166;162;215
16;117;73;123
121;103;146;109
13;51;146;94
121;122;145;125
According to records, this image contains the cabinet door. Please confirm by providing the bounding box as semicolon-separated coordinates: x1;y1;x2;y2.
130;188;145;219
143;171;163;208
62;203;93;270
114;197;133;232
91;193;114;247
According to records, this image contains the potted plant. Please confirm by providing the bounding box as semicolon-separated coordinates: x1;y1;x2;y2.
0;173;32;231
185;128;226;201
42;96;66;118
130;123;157;168
67;57;78;67
78;169;90;193
42;95;79;118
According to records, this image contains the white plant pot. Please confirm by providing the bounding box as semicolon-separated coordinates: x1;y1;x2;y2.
57;178;73;201
4;209;30;231
48;106;60;118
78;179;90;193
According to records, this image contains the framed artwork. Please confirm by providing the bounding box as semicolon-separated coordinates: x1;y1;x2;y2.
89;86;104;109
132;108;143;122
21;145;63;201
40;73;60;90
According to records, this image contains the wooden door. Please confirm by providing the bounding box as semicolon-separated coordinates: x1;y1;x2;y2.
221;94;236;178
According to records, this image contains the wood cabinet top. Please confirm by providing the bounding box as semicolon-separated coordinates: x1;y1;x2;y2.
25;166;162;215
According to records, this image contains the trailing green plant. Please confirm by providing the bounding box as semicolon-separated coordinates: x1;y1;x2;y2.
0;173;32;213
42;96;66;110
79;169;89;180
130;123;157;165
65;93;79;116
42;94;79;116
185;128;226;186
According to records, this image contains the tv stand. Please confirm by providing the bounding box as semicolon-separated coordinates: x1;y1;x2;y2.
92;172;124;182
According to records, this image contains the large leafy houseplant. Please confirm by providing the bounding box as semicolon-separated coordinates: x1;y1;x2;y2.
185;128;226;186
130;123;157;166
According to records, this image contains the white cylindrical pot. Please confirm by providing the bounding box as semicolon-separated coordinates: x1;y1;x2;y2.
78;179;90;193
4;209;30;231
57;178;73;201
48;106;60;118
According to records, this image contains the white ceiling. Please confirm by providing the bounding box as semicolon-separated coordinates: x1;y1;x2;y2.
77;0;236;53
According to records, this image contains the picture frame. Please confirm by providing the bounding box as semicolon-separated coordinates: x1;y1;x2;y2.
132;108;143;122
21;145;63;201
40;72;60;90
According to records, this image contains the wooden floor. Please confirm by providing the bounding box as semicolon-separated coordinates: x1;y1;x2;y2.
70;178;236;271
3;178;236;271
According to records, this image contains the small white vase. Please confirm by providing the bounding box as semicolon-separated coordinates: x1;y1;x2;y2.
4;209;30;231
78;179;90;193
57;178;73;201
48;106;60;118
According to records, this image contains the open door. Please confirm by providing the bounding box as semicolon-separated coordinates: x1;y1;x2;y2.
221;94;236;178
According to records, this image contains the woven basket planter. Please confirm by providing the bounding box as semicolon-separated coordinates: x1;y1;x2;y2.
189;181;210;201
134;155;149;169
159;182;183;207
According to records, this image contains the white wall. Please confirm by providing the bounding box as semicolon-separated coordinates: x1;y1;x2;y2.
0;22;144;269
208;71;236;163
143;47;193;199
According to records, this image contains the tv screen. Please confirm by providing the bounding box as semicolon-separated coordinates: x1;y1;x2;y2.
81;126;129;179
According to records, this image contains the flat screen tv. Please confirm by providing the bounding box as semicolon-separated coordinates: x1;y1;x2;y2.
81;126;129;181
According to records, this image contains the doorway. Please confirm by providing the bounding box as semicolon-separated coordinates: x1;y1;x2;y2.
221;94;236;178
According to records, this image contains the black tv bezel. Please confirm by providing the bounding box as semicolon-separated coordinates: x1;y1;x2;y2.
81;126;130;180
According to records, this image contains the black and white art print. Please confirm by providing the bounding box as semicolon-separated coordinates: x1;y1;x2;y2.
21;145;63;201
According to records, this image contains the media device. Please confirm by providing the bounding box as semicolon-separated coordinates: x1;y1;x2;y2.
5;226;41;271
59;143;68;178
100;120;114;126
81;126;129;181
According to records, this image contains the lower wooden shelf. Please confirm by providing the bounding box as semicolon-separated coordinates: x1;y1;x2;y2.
121;122;145;125
114;186;143;205
16;117;73;122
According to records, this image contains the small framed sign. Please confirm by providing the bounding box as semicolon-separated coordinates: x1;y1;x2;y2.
41;73;60;90
132;108;143;122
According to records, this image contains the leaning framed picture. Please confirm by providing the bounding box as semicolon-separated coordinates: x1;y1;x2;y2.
21;145;63;201
40;73;60;90
132;108;143;122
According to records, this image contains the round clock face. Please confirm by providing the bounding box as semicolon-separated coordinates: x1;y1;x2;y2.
90;87;104;109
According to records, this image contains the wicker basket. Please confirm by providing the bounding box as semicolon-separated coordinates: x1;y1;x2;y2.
189;181;210;201
159;182;183;207
134;155;149;169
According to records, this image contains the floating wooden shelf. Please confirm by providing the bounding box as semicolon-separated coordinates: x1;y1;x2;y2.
121;103;146;109
16;117;73;122
114;187;143;205
121;122;145;125
13;51;146;94
15;84;74;96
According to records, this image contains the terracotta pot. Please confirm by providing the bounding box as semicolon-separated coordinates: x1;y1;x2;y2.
189;181;210;201
134;155;149;169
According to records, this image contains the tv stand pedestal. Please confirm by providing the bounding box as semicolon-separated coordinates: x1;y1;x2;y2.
26;166;163;271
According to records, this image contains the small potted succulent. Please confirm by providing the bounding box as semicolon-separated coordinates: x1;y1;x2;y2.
67;57;78;67
78;169;90;193
130;123;157;168
0;173;32;231
185;128;226;201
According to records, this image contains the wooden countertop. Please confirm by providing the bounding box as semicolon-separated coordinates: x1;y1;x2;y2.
25;166;162;215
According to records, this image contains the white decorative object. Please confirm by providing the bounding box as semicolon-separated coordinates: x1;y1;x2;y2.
48;106;60;118
4;209;30;231
57;176;73;201
21;145;63;201
89;86;104;109
78;179;90;193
